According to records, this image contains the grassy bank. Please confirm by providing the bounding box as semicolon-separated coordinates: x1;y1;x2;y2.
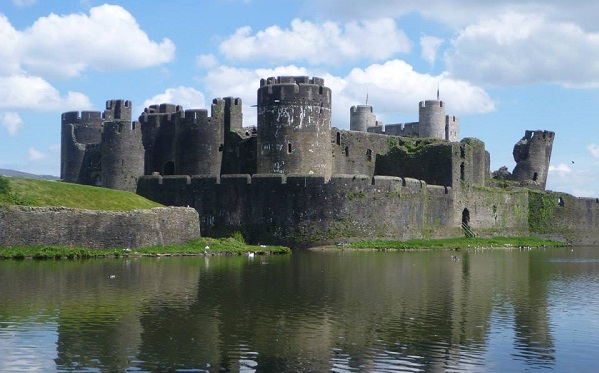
0;176;162;210
328;236;566;251
0;236;291;260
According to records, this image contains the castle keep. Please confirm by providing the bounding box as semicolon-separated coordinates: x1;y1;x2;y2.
61;76;599;247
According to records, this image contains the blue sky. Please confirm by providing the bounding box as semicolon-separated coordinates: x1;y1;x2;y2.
1;0;598;196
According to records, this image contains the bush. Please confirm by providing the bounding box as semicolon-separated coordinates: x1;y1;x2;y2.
0;176;10;195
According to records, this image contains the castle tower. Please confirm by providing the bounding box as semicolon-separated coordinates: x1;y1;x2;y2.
224;97;243;133
511;130;555;190
139;104;182;175
256;76;332;179
418;100;446;139
445;115;460;142
100;100;143;192
177;99;225;175
60;110;103;185
350;105;376;132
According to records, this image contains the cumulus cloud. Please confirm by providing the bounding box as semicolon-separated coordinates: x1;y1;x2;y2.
1;112;23;136
16;4;175;78
219;18;411;65
445;12;599;87
28;147;45;161
142;86;207;112
420;36;444;66
549;163;572;174
0;74;92;111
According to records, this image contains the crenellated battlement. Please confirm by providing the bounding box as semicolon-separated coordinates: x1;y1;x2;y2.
260;76;325;87
61;111;102;126
524;130;555;143
420;100;444;108
258;76;331;105
103;99;132;121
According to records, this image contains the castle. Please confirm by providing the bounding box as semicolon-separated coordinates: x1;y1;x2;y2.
61;76;598;248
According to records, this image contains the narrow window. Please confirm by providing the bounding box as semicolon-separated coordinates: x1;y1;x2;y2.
287;142;292;154
164;161;175;175
533;172;538;181
345;146;349;157
366;149;372;162
336;132;341;145
460;162;465;181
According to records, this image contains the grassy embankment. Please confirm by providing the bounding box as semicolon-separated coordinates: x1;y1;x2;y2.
0;176;290;259
338;236;565;251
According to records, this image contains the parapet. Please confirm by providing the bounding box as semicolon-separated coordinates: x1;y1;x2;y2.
420;100;444;108
260;76;325;87
104;99;132;121
61;111;102;125
286;174;328;187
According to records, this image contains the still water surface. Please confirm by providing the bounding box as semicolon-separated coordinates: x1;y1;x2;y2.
1;247;599;372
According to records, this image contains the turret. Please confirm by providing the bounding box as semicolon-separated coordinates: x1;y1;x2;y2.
100;120;144;192
511;130;555;190
350;105;376;132
256;76;332;179
103;99;132;122
418;100;446;139
60;110;103;184
139;104;183;175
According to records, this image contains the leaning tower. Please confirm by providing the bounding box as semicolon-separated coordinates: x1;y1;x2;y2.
61;110;103;185
256;76;332;179
511;130;555;190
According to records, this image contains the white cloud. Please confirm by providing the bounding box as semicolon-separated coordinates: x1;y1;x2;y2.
17;4;175;78
588;144;599;158
339;60;495;121
219;18;411;65
420;36;444;66
142;86;207;113
1;112;23;136
28;147;45;161
196;54;219;69
445;12;599;87
549;163;572;174
0;74;92;111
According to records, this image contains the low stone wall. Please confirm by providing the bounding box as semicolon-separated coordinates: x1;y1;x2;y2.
0;206;200;249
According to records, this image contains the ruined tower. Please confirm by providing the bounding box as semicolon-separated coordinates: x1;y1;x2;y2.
256;76;332;179
100;100;144;192
350;105;376;132
511;130;555;190
61;110;103;185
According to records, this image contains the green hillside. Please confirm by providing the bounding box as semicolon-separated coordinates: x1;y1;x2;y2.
0;176;163;211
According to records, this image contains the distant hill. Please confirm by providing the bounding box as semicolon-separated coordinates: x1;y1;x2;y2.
0;169;59;181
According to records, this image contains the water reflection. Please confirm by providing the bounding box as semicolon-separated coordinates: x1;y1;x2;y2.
0;247;598;372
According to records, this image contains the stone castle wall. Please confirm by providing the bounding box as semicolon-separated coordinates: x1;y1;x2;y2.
0;206;200;249
137;173;530;248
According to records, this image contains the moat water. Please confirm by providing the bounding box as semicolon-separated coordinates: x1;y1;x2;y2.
1;247;599;372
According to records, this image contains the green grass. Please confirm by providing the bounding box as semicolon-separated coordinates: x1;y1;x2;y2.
346;236;565;250
0;236;291;260
0;176;162;210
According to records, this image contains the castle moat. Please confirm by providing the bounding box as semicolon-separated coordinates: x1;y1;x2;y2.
1;247;598;372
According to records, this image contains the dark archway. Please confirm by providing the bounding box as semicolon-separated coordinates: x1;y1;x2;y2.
164;161;175;176
462;208;474;237
533;172;538;181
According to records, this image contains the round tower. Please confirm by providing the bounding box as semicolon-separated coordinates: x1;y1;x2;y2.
177;100;224;175
256;76;332;179
350;105;376;132
101;118;144;192
60;110;103;184
418;100;446;139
